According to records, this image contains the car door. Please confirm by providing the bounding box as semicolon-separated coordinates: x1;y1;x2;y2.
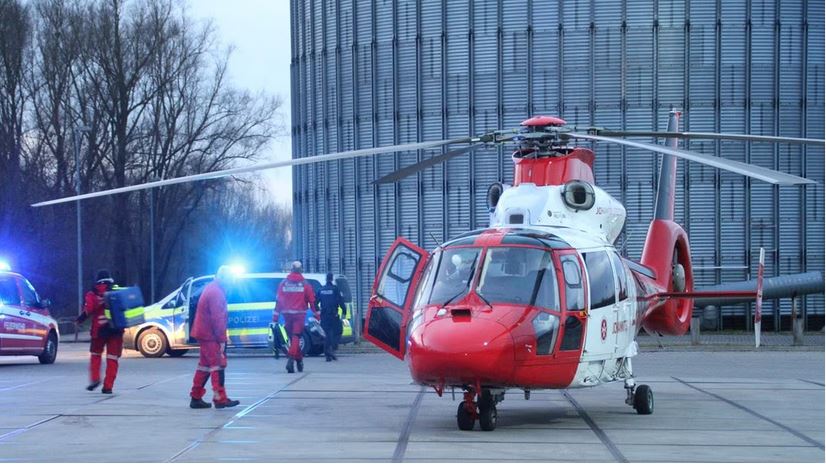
18;277;50;352
0;275;37;354
364;237;429;360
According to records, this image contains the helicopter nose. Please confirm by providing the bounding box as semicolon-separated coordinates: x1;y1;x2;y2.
408;315;515;385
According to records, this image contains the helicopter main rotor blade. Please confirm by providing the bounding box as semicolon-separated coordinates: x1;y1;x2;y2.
31;137;473;207
594;130;825;146
372;144;481;185
567;132;816;186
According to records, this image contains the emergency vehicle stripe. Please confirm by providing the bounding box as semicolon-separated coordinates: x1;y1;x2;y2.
227;303;274;311
227;328;271;336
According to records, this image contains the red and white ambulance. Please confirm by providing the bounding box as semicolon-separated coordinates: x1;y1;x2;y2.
0;264;60;364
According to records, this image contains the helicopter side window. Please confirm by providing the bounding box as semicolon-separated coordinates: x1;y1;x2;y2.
584;251;616;309
377;245;421;308
559;255;585;311
610;251;628;301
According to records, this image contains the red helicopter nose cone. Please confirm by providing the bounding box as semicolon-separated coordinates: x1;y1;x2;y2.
407;316;515;386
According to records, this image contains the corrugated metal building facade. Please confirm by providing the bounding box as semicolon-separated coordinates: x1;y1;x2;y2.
289;0;824;330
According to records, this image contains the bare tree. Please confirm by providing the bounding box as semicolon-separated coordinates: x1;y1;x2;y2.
7;0;286;315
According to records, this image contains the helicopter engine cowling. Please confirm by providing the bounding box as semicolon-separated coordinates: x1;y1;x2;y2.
640;219;694;335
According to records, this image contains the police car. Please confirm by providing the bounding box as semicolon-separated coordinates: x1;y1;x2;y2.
123;272;354;358
0;263;60;364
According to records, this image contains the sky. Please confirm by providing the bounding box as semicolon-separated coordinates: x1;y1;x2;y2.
190;0;294;207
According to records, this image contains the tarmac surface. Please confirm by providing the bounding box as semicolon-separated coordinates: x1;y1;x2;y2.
0;342;823;462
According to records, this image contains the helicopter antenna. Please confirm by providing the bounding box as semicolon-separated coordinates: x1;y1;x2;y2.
429;231;444;249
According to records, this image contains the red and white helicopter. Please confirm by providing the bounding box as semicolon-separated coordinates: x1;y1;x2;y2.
34;110;824;431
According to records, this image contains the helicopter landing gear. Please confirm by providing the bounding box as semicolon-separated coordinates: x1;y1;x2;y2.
456;388;503;431
624;378;654;415
457;391;477;431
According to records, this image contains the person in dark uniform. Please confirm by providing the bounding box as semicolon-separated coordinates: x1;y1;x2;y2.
317;273;345;362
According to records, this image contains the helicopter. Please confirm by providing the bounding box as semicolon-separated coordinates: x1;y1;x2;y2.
33;109;824;432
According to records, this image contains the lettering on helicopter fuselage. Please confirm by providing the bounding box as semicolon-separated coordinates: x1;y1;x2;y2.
595;207;623;216
548;210;568;219
612;320;629;334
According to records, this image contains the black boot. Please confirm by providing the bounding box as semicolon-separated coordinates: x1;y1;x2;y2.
86;381;101;391
190;398;212;409
101;388;112;394
286;359;295;373
214;398;240;409
326;356;332;362
297;360;304;372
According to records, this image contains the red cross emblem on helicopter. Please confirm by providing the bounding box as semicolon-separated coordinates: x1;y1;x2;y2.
600;319;608;341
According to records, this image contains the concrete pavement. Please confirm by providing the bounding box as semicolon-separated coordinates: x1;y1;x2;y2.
0;344;822;462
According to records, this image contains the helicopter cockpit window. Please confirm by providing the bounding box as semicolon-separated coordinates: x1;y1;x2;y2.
559;255;585;311
477;247;559;308
424;248;481;306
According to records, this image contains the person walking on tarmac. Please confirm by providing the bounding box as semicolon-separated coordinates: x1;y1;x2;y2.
76;269;122;394
318;273;345;362
189;266;240;409
274;261;318;373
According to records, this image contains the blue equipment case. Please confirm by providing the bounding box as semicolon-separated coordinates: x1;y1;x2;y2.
104;287;145;329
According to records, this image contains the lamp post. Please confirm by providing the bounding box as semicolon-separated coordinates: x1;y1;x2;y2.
149;178;158;302
73;126;90;316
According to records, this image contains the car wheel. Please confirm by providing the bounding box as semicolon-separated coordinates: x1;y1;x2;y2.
138;328;168;358
300;332;313;356
38;332;58;364
167;349;189;357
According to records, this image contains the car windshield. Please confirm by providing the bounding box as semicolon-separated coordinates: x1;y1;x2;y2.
476;247;559;309
421;248;482;306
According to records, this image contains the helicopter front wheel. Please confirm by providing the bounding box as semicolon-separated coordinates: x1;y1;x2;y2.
633;384;654;415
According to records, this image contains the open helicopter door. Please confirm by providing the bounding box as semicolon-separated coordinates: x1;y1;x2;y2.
364;238;429;360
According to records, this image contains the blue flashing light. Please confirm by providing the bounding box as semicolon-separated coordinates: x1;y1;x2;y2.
227;263;247;276
0;260;10;272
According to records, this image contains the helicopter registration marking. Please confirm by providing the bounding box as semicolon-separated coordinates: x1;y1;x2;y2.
613;320;629;334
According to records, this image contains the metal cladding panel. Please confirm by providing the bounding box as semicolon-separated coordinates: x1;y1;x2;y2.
291;0;823;320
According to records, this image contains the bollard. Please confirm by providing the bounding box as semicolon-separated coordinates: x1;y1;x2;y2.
791;297;803;345
690;316;701;345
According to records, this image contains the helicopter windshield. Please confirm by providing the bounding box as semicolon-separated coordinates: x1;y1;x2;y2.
419;248;482;306
476;247;559;309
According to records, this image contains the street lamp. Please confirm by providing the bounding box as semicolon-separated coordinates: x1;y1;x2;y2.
73;126;90;316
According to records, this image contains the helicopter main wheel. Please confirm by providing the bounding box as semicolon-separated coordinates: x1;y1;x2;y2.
633;384;654;415
478;399;497;431
456;401;475;431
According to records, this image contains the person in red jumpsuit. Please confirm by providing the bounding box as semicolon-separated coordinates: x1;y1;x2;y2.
76;269;122;394
275;261;318;373
189;266;240;409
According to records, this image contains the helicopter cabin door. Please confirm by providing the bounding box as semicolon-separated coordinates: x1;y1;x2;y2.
365;238;428;360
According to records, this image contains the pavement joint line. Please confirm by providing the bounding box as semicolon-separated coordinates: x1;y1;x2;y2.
798;378;825;387
391;386;425;463
0;378;52;392
166;373;309;463
672;377;825;450
0;415;61;442
561;390;628;463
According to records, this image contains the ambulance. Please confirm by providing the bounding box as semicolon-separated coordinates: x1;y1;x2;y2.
0;263;59;364
123;272;354;357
